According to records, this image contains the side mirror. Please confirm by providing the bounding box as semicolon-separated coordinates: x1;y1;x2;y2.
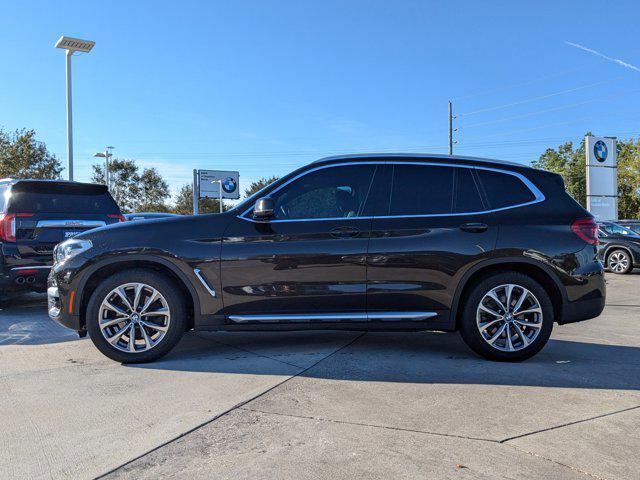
253;197;275;220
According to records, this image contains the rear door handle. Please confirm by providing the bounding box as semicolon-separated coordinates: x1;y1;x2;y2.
330;226;360;238
460;222;488;233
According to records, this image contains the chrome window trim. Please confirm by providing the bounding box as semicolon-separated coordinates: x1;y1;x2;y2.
237;161;545;223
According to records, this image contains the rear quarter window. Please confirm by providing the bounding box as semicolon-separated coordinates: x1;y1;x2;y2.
476;169;536;210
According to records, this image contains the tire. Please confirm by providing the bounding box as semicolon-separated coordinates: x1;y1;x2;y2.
459;272;554;362
606;249;633;274
86;268;187;363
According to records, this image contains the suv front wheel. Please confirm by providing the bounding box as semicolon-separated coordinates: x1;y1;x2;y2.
459;272;554;362
86;269;187;363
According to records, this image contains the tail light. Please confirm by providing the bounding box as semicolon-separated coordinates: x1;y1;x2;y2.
108;214;126;222
0;213;34;242
571;218;599;245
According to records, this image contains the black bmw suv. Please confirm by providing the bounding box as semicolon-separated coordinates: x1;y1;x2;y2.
0;179;123;298
48;154;605;363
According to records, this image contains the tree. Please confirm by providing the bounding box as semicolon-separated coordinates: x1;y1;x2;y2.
172;183;225;214
244;176;279;198
533;134;640;219
532;137;586;206
137;168;170;212
92;159;170;213
0;128;62;179
617;138;640;219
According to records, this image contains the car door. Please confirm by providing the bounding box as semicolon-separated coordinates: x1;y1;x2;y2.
220;162;380;322
366;163;498;317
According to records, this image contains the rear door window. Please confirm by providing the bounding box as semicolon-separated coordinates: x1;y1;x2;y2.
453;168;484;213
476;169;536;210
388;165;454;216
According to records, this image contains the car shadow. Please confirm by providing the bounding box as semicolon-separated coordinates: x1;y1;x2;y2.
130;330;640;391
0;293;79;345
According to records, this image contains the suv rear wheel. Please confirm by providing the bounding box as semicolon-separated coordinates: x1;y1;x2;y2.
86;269;186;363
607;249;632;274
459;272;554;362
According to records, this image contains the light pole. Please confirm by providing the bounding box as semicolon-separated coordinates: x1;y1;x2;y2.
93;146;114;189
55;36;95;181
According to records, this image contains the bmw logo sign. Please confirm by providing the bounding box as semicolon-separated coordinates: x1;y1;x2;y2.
594;140;608;163
222;177;237;193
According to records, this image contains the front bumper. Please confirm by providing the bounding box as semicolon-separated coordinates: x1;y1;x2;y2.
47;262;84;333
47;282;81;331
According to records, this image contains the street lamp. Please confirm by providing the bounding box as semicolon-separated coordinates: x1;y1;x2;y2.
93;146;114;188
55;36;95;181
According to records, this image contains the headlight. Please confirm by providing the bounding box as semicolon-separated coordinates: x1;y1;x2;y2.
53;238;93;264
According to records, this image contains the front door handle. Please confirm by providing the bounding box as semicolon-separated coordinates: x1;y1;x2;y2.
460;222;488;233
330;226;360;238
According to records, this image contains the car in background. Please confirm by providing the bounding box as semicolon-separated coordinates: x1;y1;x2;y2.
124;212;181;222
616;219;640;235
0;179;123;297
49;154;605;363
596;221;640;274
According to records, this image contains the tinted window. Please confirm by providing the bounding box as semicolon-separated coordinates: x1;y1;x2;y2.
8;183;119;214
271;164;376;220
389;165;454;215
454;168;484;213
476;169;535;209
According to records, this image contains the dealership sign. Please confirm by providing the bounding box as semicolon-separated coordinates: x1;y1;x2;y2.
197;169;240;200
585;135;617;221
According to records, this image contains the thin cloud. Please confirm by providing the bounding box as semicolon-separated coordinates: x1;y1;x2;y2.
566;41;640;73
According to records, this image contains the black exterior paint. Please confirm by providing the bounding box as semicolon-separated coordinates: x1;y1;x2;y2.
48;155;606;334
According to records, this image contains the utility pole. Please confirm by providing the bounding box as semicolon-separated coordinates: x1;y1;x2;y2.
448;100;453;155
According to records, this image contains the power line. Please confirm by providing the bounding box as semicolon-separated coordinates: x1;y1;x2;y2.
456;76;626;117
458;87;640;129
451;66;590;102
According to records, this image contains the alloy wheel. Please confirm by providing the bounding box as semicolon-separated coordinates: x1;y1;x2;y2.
608;251;630;273
98;282;171;353
476;284;543;352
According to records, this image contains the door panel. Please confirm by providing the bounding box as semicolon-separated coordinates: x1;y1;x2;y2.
367;215;497;312
221;217;371;316
366;164;498;313
220;163;379;319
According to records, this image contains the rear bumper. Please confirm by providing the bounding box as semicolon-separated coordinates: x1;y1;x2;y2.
560;295;606;324
559;263;606;324
0;264;51;292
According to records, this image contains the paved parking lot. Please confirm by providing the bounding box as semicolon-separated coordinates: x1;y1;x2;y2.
1;273;639;480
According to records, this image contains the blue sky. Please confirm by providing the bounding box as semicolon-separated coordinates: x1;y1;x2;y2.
1;0;639;199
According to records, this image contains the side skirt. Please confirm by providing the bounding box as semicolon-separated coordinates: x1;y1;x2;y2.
227;311;437;323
